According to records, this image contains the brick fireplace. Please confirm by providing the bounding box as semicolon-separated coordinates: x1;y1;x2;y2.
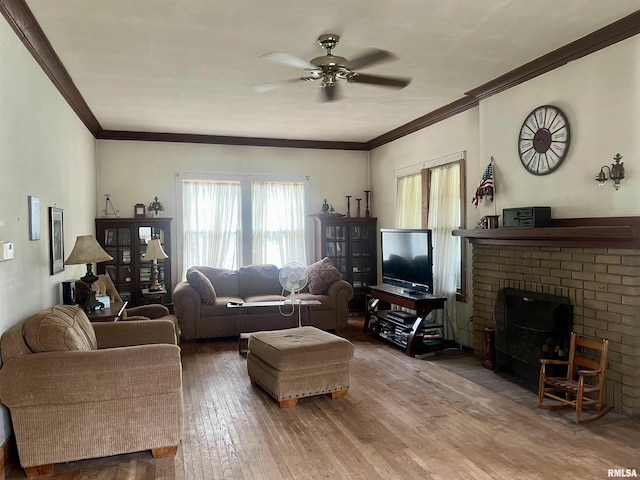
454;218;640;417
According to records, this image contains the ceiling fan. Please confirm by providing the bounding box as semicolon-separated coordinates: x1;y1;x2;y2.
255;34;412;101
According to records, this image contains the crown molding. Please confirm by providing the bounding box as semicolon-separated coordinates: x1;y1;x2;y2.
369;10;640;149
0;0;102;136
2;1;639;150
465;10;640;101
97;130;368;150
366;96;479;150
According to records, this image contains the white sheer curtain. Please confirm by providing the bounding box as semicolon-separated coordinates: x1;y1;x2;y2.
182;180;241;275
396;173;422;228
427;162;461;329
252;181;306;267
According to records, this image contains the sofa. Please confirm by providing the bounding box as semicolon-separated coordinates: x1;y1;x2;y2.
0;305;183;477
173;259;354;340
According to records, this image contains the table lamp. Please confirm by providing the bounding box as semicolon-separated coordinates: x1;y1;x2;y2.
65;235;113;313
145;238;168;291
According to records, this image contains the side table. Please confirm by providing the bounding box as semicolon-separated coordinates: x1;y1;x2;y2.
86;301;128;322
141;287;167;304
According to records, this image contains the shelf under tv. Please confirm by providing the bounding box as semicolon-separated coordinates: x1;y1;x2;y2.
364;285;447;356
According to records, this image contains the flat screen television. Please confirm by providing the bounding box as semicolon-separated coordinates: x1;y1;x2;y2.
380;228;433;294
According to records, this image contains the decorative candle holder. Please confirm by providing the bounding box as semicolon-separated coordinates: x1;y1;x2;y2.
356;198;362;217
364;190;371;217
345;195;352;217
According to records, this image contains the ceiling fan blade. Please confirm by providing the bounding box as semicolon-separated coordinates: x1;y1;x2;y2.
322;83;340;102
253;77;313;93
261;51;316;70
349;73;411;89
345;49;396;70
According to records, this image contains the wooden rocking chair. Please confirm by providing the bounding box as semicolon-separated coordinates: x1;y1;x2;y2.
538;332;612;424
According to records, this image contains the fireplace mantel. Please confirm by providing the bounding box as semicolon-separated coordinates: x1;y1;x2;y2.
452;216;640;248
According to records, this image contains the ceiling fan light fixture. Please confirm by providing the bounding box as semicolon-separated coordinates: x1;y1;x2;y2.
257;33;412;101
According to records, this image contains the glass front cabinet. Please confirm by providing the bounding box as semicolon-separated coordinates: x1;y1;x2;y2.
95;217;172;306
312;215;377;312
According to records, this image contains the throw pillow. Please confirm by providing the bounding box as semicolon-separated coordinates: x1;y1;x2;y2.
239;264;281;298
186;268;217;304
306;257;342;294
24;305;97;352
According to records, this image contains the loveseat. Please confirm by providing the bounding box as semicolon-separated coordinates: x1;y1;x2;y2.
0;305;183;477
173;259;354;340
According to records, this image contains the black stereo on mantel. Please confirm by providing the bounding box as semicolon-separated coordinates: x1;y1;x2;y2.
502;207;551;228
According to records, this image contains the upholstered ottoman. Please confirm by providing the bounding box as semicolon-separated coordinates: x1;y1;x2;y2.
247;326;354;408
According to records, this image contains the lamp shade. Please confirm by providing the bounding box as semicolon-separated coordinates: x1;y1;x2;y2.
145;239;168;261
65;235;113;265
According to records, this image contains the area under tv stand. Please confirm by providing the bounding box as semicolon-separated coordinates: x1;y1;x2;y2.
364;284;447;357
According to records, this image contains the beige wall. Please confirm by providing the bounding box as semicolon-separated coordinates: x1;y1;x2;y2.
479;35;640;220
370;35;640;347
96;140;370;285
0;17;97;442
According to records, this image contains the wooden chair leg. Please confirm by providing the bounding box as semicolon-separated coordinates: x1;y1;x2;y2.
151;446;178;458
23;464;54;477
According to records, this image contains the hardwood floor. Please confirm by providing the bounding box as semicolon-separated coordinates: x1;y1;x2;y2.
5;318;639;479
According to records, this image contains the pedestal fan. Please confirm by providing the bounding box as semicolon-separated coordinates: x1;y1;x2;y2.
279;262;308;326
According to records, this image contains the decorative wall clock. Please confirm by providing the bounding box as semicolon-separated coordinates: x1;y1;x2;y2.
518;105;570;175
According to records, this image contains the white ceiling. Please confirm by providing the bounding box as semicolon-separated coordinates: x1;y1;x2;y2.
24;0;640;143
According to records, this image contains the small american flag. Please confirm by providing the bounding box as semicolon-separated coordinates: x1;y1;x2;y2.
472;161;494;208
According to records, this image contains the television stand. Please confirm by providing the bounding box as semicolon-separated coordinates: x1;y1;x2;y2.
364;284;446;356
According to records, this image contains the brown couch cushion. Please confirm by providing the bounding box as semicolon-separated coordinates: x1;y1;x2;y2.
239;264;281;298
186;268;217;304
23;305;97;352
306;257;342;294
192;266;239;297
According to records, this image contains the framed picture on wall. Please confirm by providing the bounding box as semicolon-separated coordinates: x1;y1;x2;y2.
28;196;40;240
49;207;65;275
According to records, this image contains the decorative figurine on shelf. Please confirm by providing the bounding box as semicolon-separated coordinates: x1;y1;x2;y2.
345;195;352;217
364;190;371;217
148;196;165;216
321;199;330;214
356;198;362;217
102;194;119;218
329;204;335;214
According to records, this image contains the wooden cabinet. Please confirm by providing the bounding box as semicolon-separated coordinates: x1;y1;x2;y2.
95;218;172;306
312;215;377;311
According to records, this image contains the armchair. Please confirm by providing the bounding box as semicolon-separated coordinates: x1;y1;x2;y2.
0;305;183;477
79;273;180;338
86;273;170;319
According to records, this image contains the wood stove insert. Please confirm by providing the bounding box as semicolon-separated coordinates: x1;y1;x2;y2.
494;288;572;392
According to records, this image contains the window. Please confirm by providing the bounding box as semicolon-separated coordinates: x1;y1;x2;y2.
251;181;307;266
395;155;466;302
182;180;242;271
180;176;307;277
425;162;464;297
396;173;422;228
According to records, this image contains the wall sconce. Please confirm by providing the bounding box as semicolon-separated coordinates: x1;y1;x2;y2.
596;153;625;190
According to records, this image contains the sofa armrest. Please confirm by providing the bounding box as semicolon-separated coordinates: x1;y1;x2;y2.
326;280;354;330
93;319;177;348
173;280;202;340
125;304;170;319
0;344;182;407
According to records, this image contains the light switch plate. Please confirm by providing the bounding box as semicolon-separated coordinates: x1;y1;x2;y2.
0;242;14;261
